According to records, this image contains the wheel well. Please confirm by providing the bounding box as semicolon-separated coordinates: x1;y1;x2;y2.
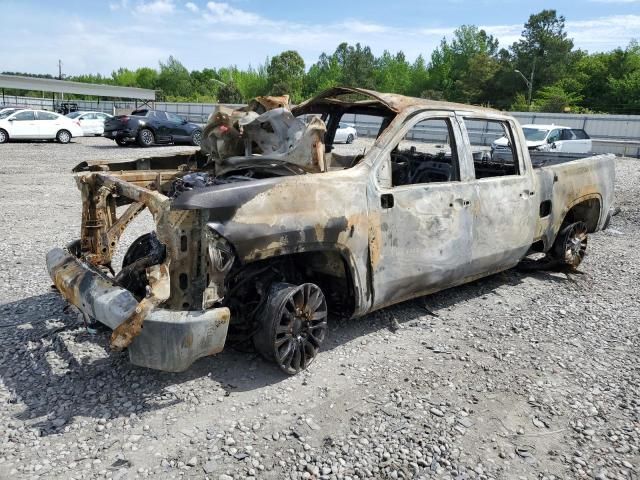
563;198;601;233
225;250;356;325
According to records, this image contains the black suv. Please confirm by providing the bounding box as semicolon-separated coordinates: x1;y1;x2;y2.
104;109;202;147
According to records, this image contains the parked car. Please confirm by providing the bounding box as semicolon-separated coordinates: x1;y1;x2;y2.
66;111;113;136
334;122;358;143
0;109;83;144
47;87;615;373
492;124;592;161
0;107;27;118
103;109;203;147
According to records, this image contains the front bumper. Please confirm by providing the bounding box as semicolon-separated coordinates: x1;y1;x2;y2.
46;247;230;372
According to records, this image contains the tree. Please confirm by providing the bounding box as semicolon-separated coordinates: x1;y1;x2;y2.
111;68;137;86
510;10;575;96
374;51;412;93
304;53;342;96
267;50;305;101
535;84;583;112
217;81;243;104
335;43;376;89
135;67;158;90
426;25;499;103
157;56;192;99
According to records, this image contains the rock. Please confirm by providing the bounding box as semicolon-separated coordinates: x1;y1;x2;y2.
203;461;216;474
187;456;197;467
430;407;444;417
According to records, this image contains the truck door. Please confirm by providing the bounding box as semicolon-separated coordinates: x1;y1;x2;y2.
367;112;476;310
460;117;537;276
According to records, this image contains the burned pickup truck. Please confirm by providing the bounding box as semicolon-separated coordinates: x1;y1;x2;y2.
46;87;615;374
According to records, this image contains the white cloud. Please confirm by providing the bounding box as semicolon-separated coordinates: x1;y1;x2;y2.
135;0;175;15
185;2;199;13
109;0;128;11
203;1;264;26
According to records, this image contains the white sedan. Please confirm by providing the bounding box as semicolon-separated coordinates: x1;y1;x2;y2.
334;122;358;144
0;109;83;144
66;111;112;136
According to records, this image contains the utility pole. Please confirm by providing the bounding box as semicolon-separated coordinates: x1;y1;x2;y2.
58;59;64;103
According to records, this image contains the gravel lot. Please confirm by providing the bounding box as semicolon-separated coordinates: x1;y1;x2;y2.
0;136;638;480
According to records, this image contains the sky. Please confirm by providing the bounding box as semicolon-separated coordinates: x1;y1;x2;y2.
1;0;639;76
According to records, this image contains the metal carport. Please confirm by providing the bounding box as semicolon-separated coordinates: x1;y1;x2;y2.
0;74;155;111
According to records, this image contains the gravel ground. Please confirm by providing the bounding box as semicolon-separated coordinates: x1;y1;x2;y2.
0;136;638;480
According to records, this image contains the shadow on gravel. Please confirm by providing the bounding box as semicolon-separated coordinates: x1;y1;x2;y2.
0;266;573;436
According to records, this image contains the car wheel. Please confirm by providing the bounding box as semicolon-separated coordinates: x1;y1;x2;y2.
115;138;128;147
552;221;588;269
191;130;202;147
346;134;354;144
0;129;8;144
253;282;328;375
56;130;72;144
137;128;155;147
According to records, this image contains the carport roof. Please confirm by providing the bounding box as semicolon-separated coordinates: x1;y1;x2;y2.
0;74;155;101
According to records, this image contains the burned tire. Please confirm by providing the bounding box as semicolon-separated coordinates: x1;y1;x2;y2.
346;133;354;144
56;129;71;144
137;128;155;147
253;282;328;375
551;221;588;269
116;232;166;298
0;129;8;144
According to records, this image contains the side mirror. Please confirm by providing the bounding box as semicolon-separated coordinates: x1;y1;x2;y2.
551;142;557;149
182;119;188;125
8;118;14;122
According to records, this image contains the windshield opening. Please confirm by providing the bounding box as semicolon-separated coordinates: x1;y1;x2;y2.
522;127;549;142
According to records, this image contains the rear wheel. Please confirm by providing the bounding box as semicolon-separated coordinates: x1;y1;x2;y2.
56;130;71;144
191;130;202;147
0;129;8;144
137;128;154;147
253;283;328;375
551;221;588;269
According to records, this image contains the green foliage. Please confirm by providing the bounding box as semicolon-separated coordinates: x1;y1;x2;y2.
535;83;583;112
267;50;305;101
5;12;640;113
510;92;531;111
157;56;192;99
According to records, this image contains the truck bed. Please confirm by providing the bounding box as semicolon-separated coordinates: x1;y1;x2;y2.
531;152;616;250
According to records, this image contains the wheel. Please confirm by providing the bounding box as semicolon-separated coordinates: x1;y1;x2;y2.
116;232;166;298
346;134;354;144
253;282;328;375
0;129;8;144
115;138;128;147
551;221;588;269
56;130;71;144
191;130;202;147
137;128;155;147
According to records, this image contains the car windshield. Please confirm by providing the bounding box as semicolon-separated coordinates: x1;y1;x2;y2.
522;127;549;142
66;112;82;119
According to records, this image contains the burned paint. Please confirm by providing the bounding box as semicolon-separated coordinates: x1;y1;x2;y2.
45;87;616;372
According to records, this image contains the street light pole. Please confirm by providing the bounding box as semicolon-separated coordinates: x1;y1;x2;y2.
515;57;536;109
